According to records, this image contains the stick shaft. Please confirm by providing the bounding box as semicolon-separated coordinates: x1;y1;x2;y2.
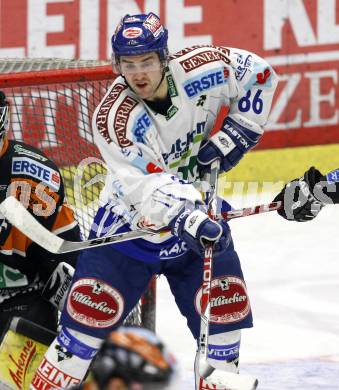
199;160;220;366
0;196;281;254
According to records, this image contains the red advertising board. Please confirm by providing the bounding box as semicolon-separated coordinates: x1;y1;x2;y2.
0;0;339;150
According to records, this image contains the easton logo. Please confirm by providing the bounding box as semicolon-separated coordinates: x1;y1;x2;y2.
180;50;231;72
114;96;138;147
96;83;127;144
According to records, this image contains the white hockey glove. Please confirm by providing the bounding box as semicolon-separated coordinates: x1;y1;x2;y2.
41;262;74;311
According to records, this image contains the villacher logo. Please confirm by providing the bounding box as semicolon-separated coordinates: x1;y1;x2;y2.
67;278;124;328
195;275;250;324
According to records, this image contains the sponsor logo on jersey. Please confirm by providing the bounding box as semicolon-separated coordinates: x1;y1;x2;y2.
183;67;229;98
159;240;188;259
195;275;250;324
166;105;178;120
96;83;127;144
114;96;138;148
67;278;124;328
162;121;205;166
14;144;48;161
0;263;28;288
122;27;143;39
256;67;271;84
327;169;339;183
170;45;230;61
143;13;163;37
147;162;163;173
235;53;253;81
11;157;60;191
32;358;80;389
244;63;273;90
180;50;230;72
166;74;178;97
132;111;152;143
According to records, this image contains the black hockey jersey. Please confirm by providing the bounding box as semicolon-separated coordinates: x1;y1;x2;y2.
0;138;80;301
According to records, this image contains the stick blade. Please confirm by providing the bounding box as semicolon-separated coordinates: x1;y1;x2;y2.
0;196;63;253
202;368;258;390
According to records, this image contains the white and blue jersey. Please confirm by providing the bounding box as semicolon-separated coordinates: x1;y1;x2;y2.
91;45;278;263
60;45;278;340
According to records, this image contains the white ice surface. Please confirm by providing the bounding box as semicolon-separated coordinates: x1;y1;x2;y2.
156;195;339;389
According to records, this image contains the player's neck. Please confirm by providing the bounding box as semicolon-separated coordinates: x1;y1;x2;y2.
147;75;168;101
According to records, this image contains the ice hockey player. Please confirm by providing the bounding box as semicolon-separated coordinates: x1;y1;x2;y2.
31;12;278;389
274;166;339;221
0;90;79;338
70;325;175;390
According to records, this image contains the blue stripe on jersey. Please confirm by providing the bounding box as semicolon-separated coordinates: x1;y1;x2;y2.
90;205;188;263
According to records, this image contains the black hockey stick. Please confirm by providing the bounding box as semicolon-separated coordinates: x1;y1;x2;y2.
0;196;282;254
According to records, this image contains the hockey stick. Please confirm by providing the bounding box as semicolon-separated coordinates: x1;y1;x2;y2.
198;159;219;372
198;160;258;390
0;196;281;254
221;201;281;220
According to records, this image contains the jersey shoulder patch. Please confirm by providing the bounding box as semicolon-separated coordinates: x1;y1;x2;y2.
228;47;274;91
170;45;231;74
94;78;151;147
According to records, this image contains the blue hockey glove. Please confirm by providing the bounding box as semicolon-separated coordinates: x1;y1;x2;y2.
197;113;263;174
169;206;231;257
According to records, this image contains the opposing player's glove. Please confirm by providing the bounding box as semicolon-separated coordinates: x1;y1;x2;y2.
273;167;326;222
169;205;231;257
197;113;263;174
41;262;74;310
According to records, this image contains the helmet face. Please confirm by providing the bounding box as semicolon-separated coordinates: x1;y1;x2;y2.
111;13;168;64
0;91;9;142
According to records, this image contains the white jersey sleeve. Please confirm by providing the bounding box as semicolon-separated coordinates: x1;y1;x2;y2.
92;79;203;230
226;46;278;126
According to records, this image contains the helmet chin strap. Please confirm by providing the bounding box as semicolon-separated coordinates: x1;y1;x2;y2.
150;66;167;100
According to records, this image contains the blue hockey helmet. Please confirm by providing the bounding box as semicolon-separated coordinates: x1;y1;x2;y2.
111;13;168;66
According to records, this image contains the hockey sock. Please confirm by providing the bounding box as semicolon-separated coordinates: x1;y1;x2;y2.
30;327;102;390
195;330;241;389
